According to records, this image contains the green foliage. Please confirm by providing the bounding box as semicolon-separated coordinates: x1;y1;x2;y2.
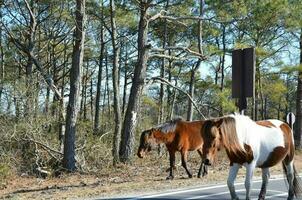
215;88;237;114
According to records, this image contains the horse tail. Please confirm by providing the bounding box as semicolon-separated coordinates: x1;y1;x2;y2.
282;162;302;199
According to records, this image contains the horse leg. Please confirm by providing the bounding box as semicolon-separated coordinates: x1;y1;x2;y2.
227;163;240;200
166;150;176;180
181;150;192;178
245;162;256;200
258;168;270;200
284;161;294;200
197;149;207;178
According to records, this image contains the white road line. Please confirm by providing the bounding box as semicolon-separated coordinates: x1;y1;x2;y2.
188;189;286;200
186;190;242;199
136;177;286;199
263;193;288;199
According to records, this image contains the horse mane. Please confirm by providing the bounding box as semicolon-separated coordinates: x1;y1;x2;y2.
155;117;183;134
220;115;254;164
220;117;243;153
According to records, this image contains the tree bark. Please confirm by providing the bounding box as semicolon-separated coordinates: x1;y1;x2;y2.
63;0;86;171
25;0;36;117
90;76;94;121
221;25;226;91
122;45;128;115
110;0;122;166
59;41;68;152
105;53;111;116
0;4;4;110
187;67;196;121
94;5;104;133
295;29;302;148
119;0;150;163
158;0;169;124
186;0;204;121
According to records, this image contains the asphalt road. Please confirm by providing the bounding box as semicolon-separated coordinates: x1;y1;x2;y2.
99;176;289;200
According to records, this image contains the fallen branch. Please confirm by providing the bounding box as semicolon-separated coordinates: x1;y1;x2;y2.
22;137;63;156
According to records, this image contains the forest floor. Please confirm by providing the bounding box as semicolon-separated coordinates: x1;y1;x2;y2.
1;150;302;200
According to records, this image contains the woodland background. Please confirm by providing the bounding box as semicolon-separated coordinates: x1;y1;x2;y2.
0;0;302;182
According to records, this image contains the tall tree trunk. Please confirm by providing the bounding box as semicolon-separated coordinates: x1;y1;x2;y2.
295;30;302;149
110;0;122;166
166;43;173;120
221;25;226;91
186;0;204;121
83;61;89;120
169;66;182;119
119;0;150;163
105;53;111;116
25;0;36;117
187;68;196;121
94;7;104;133
63;0;85;171
158;0;169;124
51;42;58;117
90;76;94;121
102;58;107;121
0;4;4;110
59;41;68;152
122;45;128;115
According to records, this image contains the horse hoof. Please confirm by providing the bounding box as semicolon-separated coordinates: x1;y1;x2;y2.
166;176;174;180
188;174;193;178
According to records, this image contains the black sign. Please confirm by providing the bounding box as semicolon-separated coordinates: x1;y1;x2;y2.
232;47;255;111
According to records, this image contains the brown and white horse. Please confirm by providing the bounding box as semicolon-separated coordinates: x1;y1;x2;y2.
201;114;302;200
137;118;207;180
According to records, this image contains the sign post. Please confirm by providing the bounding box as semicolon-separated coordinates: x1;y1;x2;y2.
232;47;255;114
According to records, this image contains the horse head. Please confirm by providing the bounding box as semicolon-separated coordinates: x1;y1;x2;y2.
202;119;223;166
137;128;158;158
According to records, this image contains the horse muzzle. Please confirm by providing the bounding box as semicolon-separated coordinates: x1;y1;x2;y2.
203;158;212;166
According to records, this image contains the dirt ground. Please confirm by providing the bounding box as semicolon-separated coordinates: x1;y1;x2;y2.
1;150;302;200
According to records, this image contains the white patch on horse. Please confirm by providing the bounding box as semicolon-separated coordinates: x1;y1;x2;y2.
229;113;286;167
267;119;283;127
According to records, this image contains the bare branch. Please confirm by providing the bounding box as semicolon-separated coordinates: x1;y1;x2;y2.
23;137;63;156
150;54;186;60
152;46;207;60
147;77;206;120
23;0;36;32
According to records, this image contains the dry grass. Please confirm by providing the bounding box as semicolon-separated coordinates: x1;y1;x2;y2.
1;150;302;200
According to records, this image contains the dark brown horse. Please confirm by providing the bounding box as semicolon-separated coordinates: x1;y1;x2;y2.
137;118;207;180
